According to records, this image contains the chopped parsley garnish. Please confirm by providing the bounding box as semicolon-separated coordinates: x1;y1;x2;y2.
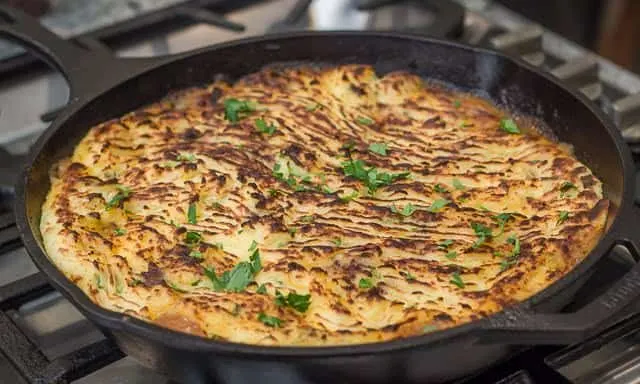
189;250;203;259
356;116;374;125
500;235;522;271
166;280;188;293
492;213;514;236
341;158;409;194
560;181;577;197
339;191;359;202
248;240;258;253
203;249;262;292
255;118;276;135
332;238;343;246
305;103;321;111
359;278;374;289
438;239;454;250
288;227;298;237
452;179;465;190
391;203;417;217
557;211;569;224
223;98;257;122
274;291;311;313
471;222;493;248
95;273;104;289
258;312;282;327
187;203;197;225
272;157;316;192
191;279;201;286
453;99;462;108
185;231;202;245
427;199;450;213
507;235;521;257
434;184;448;194
368;142;388;156
445;251;458;260
500;118;521;134
113;228;126;236
404;271;416;281
450;272;465;288
459;120;473;128
105;185;131;210
176;152;197;163
256;284;267;294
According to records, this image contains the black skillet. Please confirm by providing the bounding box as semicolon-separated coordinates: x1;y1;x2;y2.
1;5;640;384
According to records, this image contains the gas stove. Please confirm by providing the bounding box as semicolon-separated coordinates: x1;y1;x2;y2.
1;1;640;383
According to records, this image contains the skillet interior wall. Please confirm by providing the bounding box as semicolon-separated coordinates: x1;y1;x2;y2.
25;34;624;246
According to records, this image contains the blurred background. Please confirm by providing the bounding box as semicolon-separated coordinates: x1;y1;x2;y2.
495;0;640;73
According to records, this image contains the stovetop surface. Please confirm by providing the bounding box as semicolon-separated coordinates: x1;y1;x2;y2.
1;1;640;383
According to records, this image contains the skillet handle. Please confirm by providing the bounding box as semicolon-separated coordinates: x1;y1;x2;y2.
0;5;160;98
476;204;640;345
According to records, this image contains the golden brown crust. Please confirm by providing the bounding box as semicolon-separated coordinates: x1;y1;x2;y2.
40;64;608;346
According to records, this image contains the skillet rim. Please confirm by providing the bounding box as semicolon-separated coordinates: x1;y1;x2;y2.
15;30;635;358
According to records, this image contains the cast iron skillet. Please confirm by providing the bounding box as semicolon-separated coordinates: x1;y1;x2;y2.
2;5;640;384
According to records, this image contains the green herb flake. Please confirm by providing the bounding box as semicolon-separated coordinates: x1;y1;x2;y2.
427;198;450;213
560;181;577;197
203;250;261;293
274;291;312;313
557;211;569;224
105;185;132;210
433;184;448;194
452;179;465;190
113;228;126;236
256;284;267;294
500;118;521;134
438;239;454;250
450;272;465;288
258;312;283;328
255;118;277;135
404;271;416;281
288;227;298;237
248;240;258;253
224;98;257;122
453;99;462;108
391;203;417;217
341;158;409;194
187;202;197;225
185;231;202;245
177;152;197;163
305;103;321;112
368;142;388;156
492;212;514;236
332;238;343;246
95;273;104;289
189;249;203;260
359;278;374;289
191;279;201;286
166;280;188;293
339;191;359;202
356;116;374;126
471;222;493;248
507;235;521;257
445;251;458;260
